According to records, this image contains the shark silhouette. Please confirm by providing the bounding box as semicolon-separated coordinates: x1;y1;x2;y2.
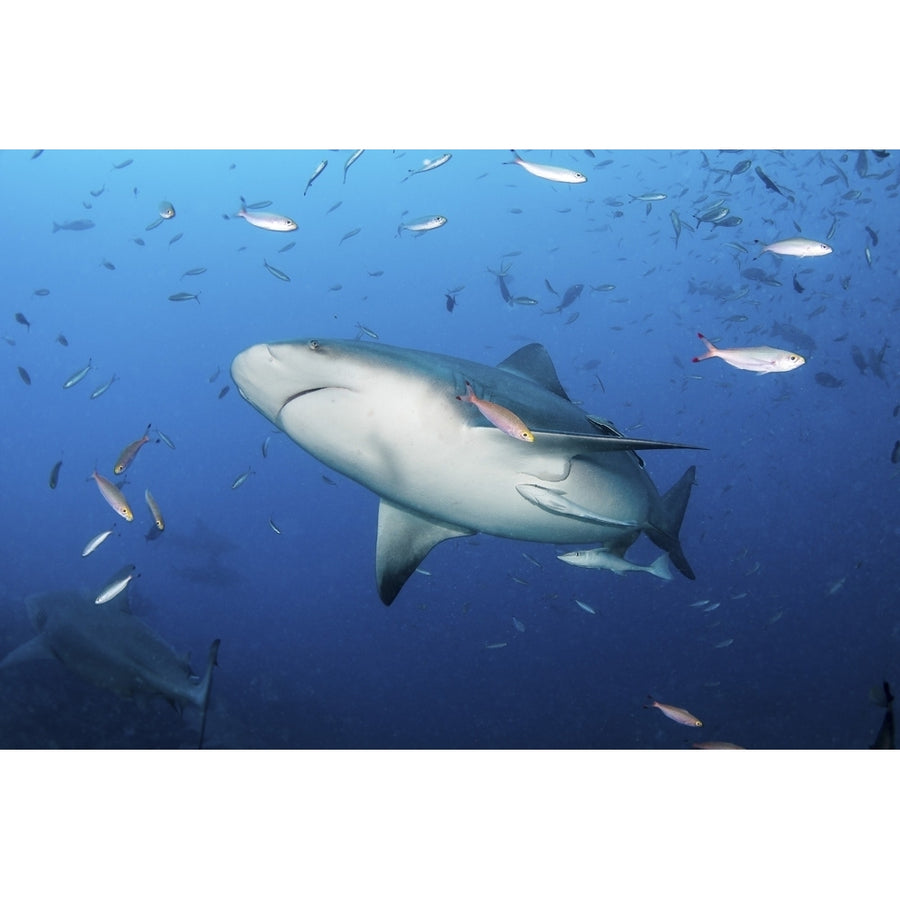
0;581;220;748
231;338;701;605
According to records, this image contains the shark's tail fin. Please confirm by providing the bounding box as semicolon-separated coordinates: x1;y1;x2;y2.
645;466;697;580
197;638;221;749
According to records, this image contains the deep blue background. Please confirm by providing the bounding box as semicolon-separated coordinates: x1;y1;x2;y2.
1;148;897;749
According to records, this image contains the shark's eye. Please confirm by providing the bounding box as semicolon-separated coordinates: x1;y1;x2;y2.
308;340;320;351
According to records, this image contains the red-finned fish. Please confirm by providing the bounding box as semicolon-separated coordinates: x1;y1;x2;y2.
692;333;805;374
114;423;154;474
91;469;133;521
644;695;703;727
456;381;534;442
144;488;165;531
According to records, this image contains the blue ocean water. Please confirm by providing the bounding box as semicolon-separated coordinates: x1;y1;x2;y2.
1;148;897;749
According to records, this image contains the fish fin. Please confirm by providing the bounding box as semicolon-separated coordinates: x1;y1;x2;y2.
0;634;56;668
196;638;220;749
496;343;571;400
649;553;674;582
376;500;475;606
530;431;704;453
644;466;697;580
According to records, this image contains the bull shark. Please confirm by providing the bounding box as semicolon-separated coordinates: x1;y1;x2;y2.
0;582;220;748
231;338;701;605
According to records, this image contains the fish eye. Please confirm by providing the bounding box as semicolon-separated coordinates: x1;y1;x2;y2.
308;340;320;351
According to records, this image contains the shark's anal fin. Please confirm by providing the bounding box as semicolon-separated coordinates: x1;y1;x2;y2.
376;501;475;606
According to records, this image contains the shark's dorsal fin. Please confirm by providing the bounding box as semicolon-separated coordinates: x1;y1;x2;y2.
376;500;475;606
496;343;571;401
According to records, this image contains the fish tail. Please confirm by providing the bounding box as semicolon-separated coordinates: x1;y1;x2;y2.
52;221;60;233
649;553;673;582
196;638;221;749
692;333;717;362
643;695;658;710
645;466;697;580
456;381;475;403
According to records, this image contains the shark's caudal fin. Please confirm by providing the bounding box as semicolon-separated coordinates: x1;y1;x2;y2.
644;466;697;580
376;500;474;606
197;638;221;750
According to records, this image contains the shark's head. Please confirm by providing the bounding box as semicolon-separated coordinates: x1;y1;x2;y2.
232;339;371;423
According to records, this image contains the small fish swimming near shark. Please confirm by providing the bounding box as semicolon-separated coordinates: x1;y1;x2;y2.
558;548;673;580
457;381;534;442
0;579;220;748
692;333;805;374
504;150;587;184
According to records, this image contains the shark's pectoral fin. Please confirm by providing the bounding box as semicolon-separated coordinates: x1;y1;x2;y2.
0;634;56;669
376;501;475;606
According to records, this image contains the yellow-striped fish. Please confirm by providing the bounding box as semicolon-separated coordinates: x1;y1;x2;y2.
456;381;534;441
144;488;165;531
114;423;154;474
91;470;133;521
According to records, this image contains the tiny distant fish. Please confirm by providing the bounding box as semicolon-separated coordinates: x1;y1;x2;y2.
181;267;207;278
591;284;616;293
48;459;63;489
644;696;702;727
114;424;154;475
263;260;290;282
112;158;134;169
754;237;832;258
445;293;457;313
94;564;136;606
505;150;587;184
402;153;452;181
692;333;805;374
693;742;746;750
158;200;176;219
33;288;50;297
156;428;176;450
132;237;145;246
754;165;786;196
339;227;361;245
218;385;230;399
630;192;667;202
368;270;384;277
343;149;364;184
891;440;900;465
168;291;201;303
62;359;92;388
328;284;342;292
82;528;114;558
574;599;596;615
814;372;844;388
101;259;116;270
278;241;296;253
456;381;534;441
244;200;273;210
15;312;30;330
262;435;271;458
328;201;342;214
865;225;879;246
17;366;31;385
89;373;119;399
91;469;133;521
144;488;165;531
356;322;378;340
31;150;44;159
484;642;508;650
234;205;298;232
208;366;221;383
52;219;95;233
231;467;254;490
304;159;328;196
512;617;526;633
544;279;558;296
268;517;282;535
168;232;183;246
397;214;447;236
792;273;805;294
